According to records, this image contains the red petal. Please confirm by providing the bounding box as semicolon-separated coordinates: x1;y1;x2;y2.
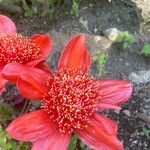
31;34;52;57
2;63;50;99
17;75;48;99
93;114;118;136
74;114;123;150
0;15;16;33
0;73;7;94
1;63;25;83
6;110;57;141
93;79;133;105
2;63;50;83
26;59;52;74
36;63;52;74
32;129;71;150
57;35;91;72
97;103;121;111
25;59;46;67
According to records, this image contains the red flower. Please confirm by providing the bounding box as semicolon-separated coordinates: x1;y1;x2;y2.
3;35;133;150
0;15;52;93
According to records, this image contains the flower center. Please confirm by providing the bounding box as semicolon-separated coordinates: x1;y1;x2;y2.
43;69;100;133
0;33;43;66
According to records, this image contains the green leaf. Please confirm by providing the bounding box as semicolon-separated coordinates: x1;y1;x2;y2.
140;127;150;137
80;141;85;148
92;55;98;62
0;127;30;150
97;53;108;65
70;0;78;16
140;44;150;56
116;31;135;43
23;3;33;17
115;31;135;49
115;34;124;42
68;135;78;150
123;42;130;49
92;53;108;65
0;127;15;150
0;103;13;121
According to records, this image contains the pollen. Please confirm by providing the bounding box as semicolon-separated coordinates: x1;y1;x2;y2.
0;33;43;65
43;69;100;133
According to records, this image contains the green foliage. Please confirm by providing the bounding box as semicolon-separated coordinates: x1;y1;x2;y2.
0;127;30;150
92;53;108;77
80;141;85;149
145;18;150;23
68;135;78;150
115;31;136;49
70;0;78;16
92;53;108;65
9;0;79;17
140;127;150;137
11;0;20;5
140;44;150;56
0;127;15;150
80;142;91;150
0;103;13;121
68;135;91;150
23;3;33;17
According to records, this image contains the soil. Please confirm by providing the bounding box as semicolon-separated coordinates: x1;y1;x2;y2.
0;0;150;150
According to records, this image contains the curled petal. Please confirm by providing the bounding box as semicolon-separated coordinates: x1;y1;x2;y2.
31;34;52;57
6;110;57;141
58;35;91;73
36;63;52;74
26;59;52;73
93;79;133;105
2;63;50;99
75;114;123;150
25;59;46;67
2;63;26;83
1;63;50;83
0;73;7;94
0;15;16;33
32;129;71;150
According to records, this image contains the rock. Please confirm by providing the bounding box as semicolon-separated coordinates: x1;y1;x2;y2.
49;30;113;56
123;109;131;116
0;0;22;15
103;28;122;41
132;0;150;20
114;109;121;114
129;70;150;84
86;35;113;55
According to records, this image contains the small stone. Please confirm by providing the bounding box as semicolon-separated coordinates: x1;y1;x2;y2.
86;34;112;55
123;110;131;116
94;28;98;33
94;36;103;42
103;28;122;41
89;4;92;7
129;70;150;84
125;62;129;66
0;0;22;15
114;109;121;114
